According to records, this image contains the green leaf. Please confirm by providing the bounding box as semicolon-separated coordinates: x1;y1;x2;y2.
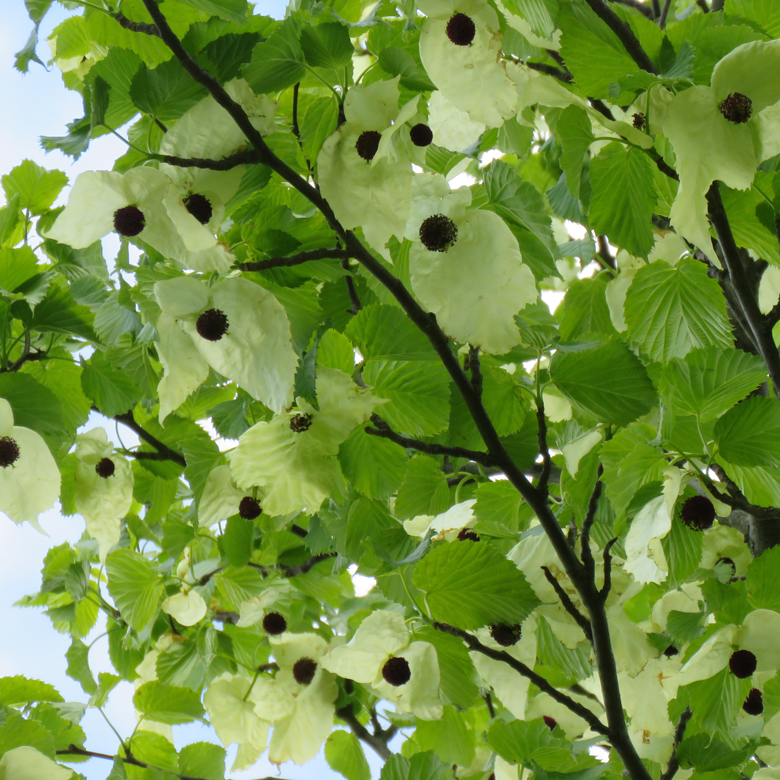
181;435;222;506
482;366;528;437
412;541;539;629
346;304;437;361
222;516;254;567
0;372;65;441
661;347;766;422
536;615;592;686
105;549;164;633
727;0;780;36
661;514;703;586
325;731;371;780
550;339;656;426
589;142;656;258
66;639;97;695
130;59;207;122
128;730;178;772
244;19;306;94
715;396;780;468
24;355;91;432
171;0;249;23
338;426;408;500
317;328;355;375
0;246;38;294
380;752;450;780
81;352;142;417
678;667;750;736
487;718;556;765
133;681;205;725
747;545;780;612
558;277;616;341
364;359;450;437
94;293;142;347
215;565;266;606
415;626;479;708
394;456;452;520
1;160;67;215
179;742;225;780
676;734;752;772
625;258;732;363
301;22;353;69
30;284;97;341
665;610;706;644
0;710;55;760
415;705;475;766
0;676;63;705
554;105;594;200
473;479;527;531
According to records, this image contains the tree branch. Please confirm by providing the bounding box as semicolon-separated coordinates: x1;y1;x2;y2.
248;553;337;578
113;12;160;37
239;247;351;272
707;183;780;398
607;0;654;19
336;704;392;760
580;467;605;574
57;745;292;780
525;60;573;83
342;257;363;315
659;708;692;780
600;538;619;600
535;396;553;496
541;566;593;642
468;347;483;398
105;408;187;467
433;622;610;736
366;415;494;466
291;81;315;179
659;0;673;29
153;148;262;170
580;0;659;73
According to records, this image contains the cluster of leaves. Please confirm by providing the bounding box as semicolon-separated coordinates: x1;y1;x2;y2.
6;0;780;780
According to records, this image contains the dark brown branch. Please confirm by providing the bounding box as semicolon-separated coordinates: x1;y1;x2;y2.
291;82;315;178
1;338;45;372
289;523;308;539
248;553;337;578
525;60;572;83
106;408;187;467
541;566;593;642
483;692;496;718
336;704;392;760
113;12;160;37
535;397;553;496
366;415;494;466
434;622;610;736
596;235;616;271
342;257;362;315
659;708;692;780
133;7;650;778
707;183;780;398
659;0;673;27
589;99;616;121
580;467;605;574
695;0;709;12
239;247;351;272
701;468;780;522
600;538;619;600
651;0;661;17
58;745;293;780
711;0;724;9
154;148;262;170
607;0;654;19
468;347;483;398
127;450;182;462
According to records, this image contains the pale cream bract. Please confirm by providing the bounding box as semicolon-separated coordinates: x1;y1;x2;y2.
663;40;780;250
197;464;246;527
0;747;72;780
162;588;207;626
0;398;60;530
74;428;133;562
406;175;536;354
418;0;517;127
228;367;384;515
154;276;298;413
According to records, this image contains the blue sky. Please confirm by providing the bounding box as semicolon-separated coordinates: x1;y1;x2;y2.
0;3;395;778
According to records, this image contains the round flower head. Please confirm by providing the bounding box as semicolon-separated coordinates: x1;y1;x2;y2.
321;609;443;720
418;0;518;127
680;495;716;531
228;367;385;515
0;398;60;530
239;495;262;520
318;78;416;255
405;175;536;354
74;428;133;562
250;633;337;765
730;649;757;678
154;276;298;414
744;688;764;715
0;746;73;780
263;611;287;635
663;39;780;251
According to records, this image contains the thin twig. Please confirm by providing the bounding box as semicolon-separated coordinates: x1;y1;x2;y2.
248;553;337;578
154;148;262;170
105;408;187;467
468;347;483;398
239;247;351;272
580;0;659;73
335;705;392;760
536;396;553;496
342;257;362;315
433;622;610;737
707;183;780;398
659;708;692;780
651;0;661;17
366;415;494;466
541;566;593;642
525;60;572;83
659;0;673;27
580;467;605;574
483;692;496;718
292;82;315;178
695;0;709;12
113;12;160;36
600;538;619;601
596;236;616;271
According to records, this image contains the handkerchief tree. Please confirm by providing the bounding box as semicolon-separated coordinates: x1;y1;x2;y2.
6;0;780;779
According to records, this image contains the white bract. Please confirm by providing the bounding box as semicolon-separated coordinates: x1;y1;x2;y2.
0;747;72;780
74;428;133;562
321;609;443;720
162;588;207;626
663;40;780;250
406;175;536;354
228;367;384;515
154;275;298;413
418;0;517;127
197;464;248;527
318;78;415;255
0;398;60;529
403;498;477;540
